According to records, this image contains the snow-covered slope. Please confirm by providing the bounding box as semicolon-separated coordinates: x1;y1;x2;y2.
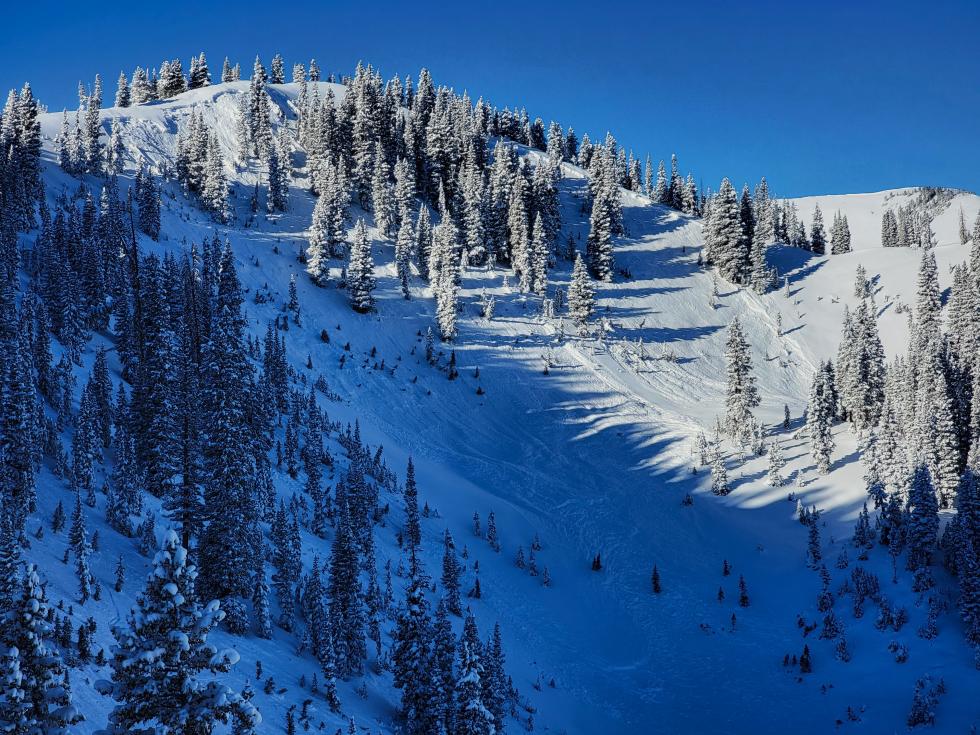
786;188;980;251
28;82;980;734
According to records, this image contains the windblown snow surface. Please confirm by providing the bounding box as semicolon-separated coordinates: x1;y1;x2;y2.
28;82;980;734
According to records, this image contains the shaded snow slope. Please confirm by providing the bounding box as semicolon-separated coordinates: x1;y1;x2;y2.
30;82;980;734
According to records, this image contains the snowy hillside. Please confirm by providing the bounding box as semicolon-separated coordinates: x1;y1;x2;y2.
1;56;978;735
786;188;980;251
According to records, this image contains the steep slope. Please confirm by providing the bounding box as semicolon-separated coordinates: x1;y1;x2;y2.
26;81;980;734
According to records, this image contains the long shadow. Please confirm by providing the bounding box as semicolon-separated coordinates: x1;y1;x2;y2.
611;323;723;345
594;283;689;300
767;244;826;286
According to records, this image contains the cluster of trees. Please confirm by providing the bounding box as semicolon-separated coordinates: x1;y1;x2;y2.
704;182;860;290
645;154;699;214
294;61;573;326
114;52;213;108
703;178;778;293
829;211;852;254
174;109;229;221
392;552;511;735
0;89;85;732
76;54;674;341
810;244;980;650
0;54;534;732
0;82;42;238
58;76;104;177
878;189;968;249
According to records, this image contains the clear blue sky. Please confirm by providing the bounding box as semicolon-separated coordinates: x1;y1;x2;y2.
3;0;978;197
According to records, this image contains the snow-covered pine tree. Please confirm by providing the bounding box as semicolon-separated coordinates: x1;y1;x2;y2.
414;204;434;281
585;147;618;281
307;191;332;286
346;219;376;313
767;441;785;486
809;204;826;255
880;210;899;247
431;219;460;341
201;134;229;223
454;631;494;735
653;159;668;204
266;136;289;213
830;211;852;254
724;317;760;441
441;530;462;616
96;531;259;734
270;54;285;85
906;463;939;587
327;504;366;677
3;564;80;732
371;142;396;238
567;253;595;325
710;444;730;496
404;458;421;548
706;178;745;283
530;215;549;295
807;362;836;474
395;210;414;299
114;72;130;108
197;245;260;627
82;74;104;173
392;552;437;734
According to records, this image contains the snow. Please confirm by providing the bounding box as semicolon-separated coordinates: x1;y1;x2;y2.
25;81;980;734
785;188;980;251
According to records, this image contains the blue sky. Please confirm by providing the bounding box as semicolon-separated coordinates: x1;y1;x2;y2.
3;0;978;197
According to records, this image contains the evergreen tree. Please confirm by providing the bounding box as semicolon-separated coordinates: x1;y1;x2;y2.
724;317;760;442
266;137;289;213
4;565;79;733
454;634;494;735
270;54;285;85
198;246;259;622
809;204;826;255
710;444;730;496
201;135;228;222
395;210;414;299
767;441;785;486
96;531;259;734
114;72;130;108
441;530;462;616
346;219;376;312
432;220;460;341
881;210;899;247
807;362;836;474
371;142;396;238
327;505;366;677
567;253;595;324
831;212;852;254
706;178;746;284
306;191;333;286
907;464;939;576
653;160;668;204
585;148;618;281
392;553;436;734
431;599;457;733
414;205;433;281
404;458;421;549
83;75;104;173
